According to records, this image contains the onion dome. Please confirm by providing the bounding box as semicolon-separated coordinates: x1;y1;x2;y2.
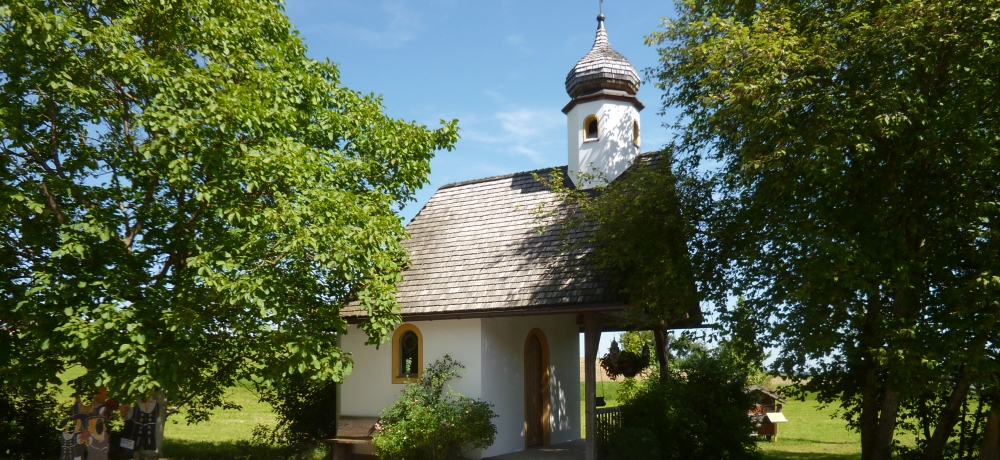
565;15;640;98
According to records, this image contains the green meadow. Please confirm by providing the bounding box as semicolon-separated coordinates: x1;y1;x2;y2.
576;381;864;460
56;371;871;459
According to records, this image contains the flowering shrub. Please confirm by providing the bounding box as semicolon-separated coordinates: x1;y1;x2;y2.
372;356;497;460
600;339;650;380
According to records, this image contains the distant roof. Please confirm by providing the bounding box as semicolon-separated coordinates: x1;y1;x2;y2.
340;166;627;321
747;385;787;403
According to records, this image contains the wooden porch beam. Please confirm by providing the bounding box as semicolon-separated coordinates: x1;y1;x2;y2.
584;312;603;460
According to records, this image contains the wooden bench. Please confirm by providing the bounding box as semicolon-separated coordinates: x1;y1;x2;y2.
322;416;379;460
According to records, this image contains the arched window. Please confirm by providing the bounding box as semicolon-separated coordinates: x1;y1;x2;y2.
391;324;423;384
584;115;599;141
632;120;640;147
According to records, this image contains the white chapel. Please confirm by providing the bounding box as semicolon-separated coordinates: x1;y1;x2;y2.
333;13;699;460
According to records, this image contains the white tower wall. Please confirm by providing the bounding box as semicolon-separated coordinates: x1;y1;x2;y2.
566;99;640;189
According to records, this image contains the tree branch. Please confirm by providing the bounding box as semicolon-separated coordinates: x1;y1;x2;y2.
123;220;142;253
39;180;67;225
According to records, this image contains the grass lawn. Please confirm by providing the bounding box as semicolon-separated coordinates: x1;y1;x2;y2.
160;384;278;459
58;368;280;459
577;382;866;460
757;395;861;460
579;380;626;438
58;371;875;460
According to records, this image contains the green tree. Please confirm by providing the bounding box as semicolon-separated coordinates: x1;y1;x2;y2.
647;1;1000;459
538;158;708;382
0;0;457;455
607;350;760;460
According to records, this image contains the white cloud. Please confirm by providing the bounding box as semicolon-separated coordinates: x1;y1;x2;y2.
379;1;422;45
482;90;510;105
496;109;560;138
505;33;534;55
308;1;423;49
466;108;562;162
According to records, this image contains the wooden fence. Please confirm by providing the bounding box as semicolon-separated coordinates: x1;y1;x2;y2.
596;406;623;451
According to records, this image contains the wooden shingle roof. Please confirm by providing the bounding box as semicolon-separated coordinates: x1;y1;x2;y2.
341;166;626;320
747;385;787;403
565;15;640;98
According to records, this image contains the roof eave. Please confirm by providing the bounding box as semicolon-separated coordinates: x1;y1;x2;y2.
562;90;644;114
343;301;629;324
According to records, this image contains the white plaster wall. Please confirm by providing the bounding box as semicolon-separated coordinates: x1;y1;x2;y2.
566;99;641;189
339;319;484;418
480;314;581;457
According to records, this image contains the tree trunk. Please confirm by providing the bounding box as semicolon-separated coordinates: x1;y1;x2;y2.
860;363;880;460
921;397;933;441
959;395;970;459
871;385;901;460
860;293;883;460
970;396;986;460
923;371;973;460
980;407;1000;460
135;390;167;460
653;328;669;385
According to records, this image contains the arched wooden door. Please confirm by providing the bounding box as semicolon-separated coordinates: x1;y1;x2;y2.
524;329;550;447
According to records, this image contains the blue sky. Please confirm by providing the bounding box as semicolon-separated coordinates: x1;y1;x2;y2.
283;0;678;223
283;1;681;357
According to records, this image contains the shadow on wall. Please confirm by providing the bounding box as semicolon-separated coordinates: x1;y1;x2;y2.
550;373;571;432
592;109;637;185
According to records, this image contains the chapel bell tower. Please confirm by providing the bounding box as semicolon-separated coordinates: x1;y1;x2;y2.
564;14;643;189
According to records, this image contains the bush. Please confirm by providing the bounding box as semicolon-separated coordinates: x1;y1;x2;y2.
373;356;497;460
258;372;338;443
238;372;338;459
0;384;63;459
606;351;761;460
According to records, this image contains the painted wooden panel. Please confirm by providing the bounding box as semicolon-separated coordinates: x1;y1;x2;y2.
525;334;544;447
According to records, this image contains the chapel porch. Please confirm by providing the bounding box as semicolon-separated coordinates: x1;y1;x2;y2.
484;439;585;460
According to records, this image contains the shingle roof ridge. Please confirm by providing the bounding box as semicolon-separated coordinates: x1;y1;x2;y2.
401;165;567;226
429;151;658;195
438;165;568;190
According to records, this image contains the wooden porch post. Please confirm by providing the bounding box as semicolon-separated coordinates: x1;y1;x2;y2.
584;313;602;460
653;328;670;384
